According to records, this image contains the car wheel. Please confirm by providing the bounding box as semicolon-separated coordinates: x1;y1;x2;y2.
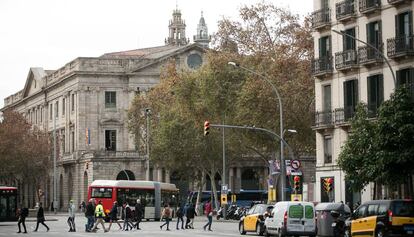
256;223;264;236
376;228;385;237
239;222;246;235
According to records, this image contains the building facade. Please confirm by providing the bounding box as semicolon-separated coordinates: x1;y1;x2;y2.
312;0;414;205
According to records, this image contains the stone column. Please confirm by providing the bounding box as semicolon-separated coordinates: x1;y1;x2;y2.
236;167;242;192
157;168;163;182
229;168;234;191
165;170;170;183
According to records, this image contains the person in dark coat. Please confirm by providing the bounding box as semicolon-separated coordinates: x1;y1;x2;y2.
34;202;49;232
122;202;134;231
186;203;196;229
134;199;143;230
17;206;28;233
85;199;95;232
107;201;122;231
176;204;185;230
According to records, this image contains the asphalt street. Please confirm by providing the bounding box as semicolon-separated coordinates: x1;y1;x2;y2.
0;213;243;237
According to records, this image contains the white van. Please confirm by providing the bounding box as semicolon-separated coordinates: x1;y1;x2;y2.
264;201;316;237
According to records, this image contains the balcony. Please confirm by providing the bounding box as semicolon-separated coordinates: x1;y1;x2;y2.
312;56;333;78
314;110;334;129
387;0;412;6
387;35;414;59
334;107;356;125
359;0;381;14
335;50;359;71
311;8;331;30
336;0;357;22
358;44;384;66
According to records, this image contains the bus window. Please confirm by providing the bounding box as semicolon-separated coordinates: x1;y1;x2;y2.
91;188;113;198
117;188;155;207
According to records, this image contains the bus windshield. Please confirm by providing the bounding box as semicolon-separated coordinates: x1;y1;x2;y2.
117;188;155;207
91;188;113;198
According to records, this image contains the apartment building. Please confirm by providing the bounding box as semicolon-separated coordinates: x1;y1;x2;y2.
311;0;413;206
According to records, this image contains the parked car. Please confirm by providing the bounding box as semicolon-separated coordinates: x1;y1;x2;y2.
265;201;316;237
346;199;414;237
239;204;273;236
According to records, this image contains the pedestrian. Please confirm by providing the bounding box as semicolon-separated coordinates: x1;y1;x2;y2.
68;200;76;232
186;203;196;229
203;200;213;231
122;202;133;231
107;201;122;231
134;199;143;230
16;206;28;234
176;204;184;230
184;202;190;229
85;199;95;232
91;200;108;232
160;204;171;231
79;200;86;213
34;202;49;232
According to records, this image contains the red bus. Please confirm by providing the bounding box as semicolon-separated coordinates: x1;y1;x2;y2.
0;186;18;222
88;180;179;220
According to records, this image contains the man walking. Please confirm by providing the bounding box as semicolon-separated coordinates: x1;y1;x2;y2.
176;204;184;230
16;206;28;233
107;201;122;231
134;199;143;230
203;200;213;231
92;200;108;232
68;200;76;232
34;202;49;232
85;199;95;232
186;203;196;229
122;202;133;231
160;204;171;231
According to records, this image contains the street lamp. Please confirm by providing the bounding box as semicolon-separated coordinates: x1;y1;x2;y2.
145;108;151;181
332;29;396;86
228;61;287;201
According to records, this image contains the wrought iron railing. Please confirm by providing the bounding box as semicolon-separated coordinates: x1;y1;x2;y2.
335;50;358;70
359;0;381;13
312;56;333;76
336;0;356;20
314;110;334;127
334;107;356;124
311;8;331;29
387;35;414;58
358;44;383;64
387;0;411;5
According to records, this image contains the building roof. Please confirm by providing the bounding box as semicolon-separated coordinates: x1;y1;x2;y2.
100;45;185;59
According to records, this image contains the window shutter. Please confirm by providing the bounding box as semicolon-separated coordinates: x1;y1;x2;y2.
343;81;347;108
395;15;400;37
353;79;359;105
367;75;372;108
409;11;413;36
396;70;401;87
379;74;384;104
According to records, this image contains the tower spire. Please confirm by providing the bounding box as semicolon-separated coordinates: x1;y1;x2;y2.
165;7;188;46
193;10;211;48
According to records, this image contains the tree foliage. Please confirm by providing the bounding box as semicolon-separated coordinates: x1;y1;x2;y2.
0;111;51;190
338;87;414;192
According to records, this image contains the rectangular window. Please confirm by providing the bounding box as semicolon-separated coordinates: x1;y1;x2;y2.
319;36;331;57
397;68;414;94
367;74;384;117
324;136;332;164
395;11;413;37
323;85;332;111
62;98;65;116
40;107;43;123
367;21;382;48
343;28;356;51
71;131;75;152
343;79;358;120
55;101;59;118
71;94;75;112
49;104;53;120
105;91;116;108
105;130;117;151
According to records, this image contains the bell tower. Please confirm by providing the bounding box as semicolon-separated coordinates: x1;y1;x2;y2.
193;11;211;48
165;8;189;46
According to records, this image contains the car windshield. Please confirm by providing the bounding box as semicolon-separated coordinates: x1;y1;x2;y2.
392;201;414;217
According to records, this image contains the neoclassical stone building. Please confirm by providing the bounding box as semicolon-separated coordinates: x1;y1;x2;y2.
2;9;210;209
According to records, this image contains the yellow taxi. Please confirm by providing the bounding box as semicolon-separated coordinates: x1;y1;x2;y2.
239;204;273;236
346;199;414;237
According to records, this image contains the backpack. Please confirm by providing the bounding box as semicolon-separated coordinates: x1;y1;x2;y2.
164;207;171;217
21;208;29;218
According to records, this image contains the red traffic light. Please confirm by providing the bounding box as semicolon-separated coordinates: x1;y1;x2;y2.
294;176;300;182
204;120;210;136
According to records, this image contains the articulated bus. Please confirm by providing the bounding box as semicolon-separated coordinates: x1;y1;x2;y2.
0;186;18;222
188;190;267;207
88;180;178;220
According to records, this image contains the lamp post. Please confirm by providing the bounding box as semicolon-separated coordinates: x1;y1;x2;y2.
145;108;151;181
332;29;396;86
53;113;57;214
228;62;286;201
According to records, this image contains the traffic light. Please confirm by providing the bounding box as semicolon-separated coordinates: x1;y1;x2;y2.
293;176;301;192
323;177;334;193
204;120;210;136
221;194;228;205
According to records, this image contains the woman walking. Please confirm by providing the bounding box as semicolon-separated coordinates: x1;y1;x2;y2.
160;204;171;231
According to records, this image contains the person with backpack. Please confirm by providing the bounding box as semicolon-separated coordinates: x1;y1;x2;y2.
17;206;28;233
160;204;171;231
176;204;185;230
203;200;213;231
34;202;49;232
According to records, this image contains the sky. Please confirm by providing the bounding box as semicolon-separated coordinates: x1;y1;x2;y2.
0;0;313;108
